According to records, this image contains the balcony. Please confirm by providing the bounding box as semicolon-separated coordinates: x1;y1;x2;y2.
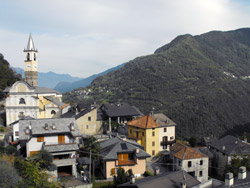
128;136;142;142
160;139;176;146
118;160;137;166
53;158;76;167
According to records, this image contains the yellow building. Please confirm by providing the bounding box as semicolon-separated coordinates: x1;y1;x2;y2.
127;113;176;156
74;105;103;135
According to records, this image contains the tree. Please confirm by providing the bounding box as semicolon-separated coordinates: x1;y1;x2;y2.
14;157;61;188
113;168;134;185
224;156;250;177
0;140;5;153
0;159;20;188
83;136;101;180
35;149;53;169
189;136;197;147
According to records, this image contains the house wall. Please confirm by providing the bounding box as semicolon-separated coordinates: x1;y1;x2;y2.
104;158;146;179
76;108;103;135
38;96;62;119
209;147;230;176
13;122;19;141
26;134;72;157
174;157;209;183
128;126;146;148
145;128;159;156
158;126;175;151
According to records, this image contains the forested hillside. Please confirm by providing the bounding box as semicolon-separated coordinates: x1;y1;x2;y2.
63;28;250;138
0;54;20;100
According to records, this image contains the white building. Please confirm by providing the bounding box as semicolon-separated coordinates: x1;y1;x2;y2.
171;143;209;183
18;118;81;177
4;34;70;126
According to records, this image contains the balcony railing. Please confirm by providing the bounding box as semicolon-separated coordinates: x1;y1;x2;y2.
160;140;176;146
118;160;137;166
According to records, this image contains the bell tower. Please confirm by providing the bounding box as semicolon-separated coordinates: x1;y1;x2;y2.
24;33;38;87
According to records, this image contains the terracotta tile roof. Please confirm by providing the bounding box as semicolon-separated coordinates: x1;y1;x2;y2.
60;103;69;110
127;115;160;129
174;147;208;160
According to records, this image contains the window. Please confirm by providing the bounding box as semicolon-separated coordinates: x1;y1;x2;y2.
152;132;155;136
34;53;36;61
199;171;203;177
51;110;56;115
170;136;174;140
15;131;19;136
152;141;155;146
152;150;155;155
164;128;167;132
178;160;181;166
188;161;192;167
88;116;91;121
58;135;65;144
86;125;89;129
200;160;203;165
27;53;30;61
111;168;118;175
19;98;26;104
37;136;44;142
142;132;144;136
130;129;132;134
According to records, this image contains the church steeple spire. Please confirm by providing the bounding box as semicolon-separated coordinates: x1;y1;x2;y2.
25;33;37;52
24;33;38;87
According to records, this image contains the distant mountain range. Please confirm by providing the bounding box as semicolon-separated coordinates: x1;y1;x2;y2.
13;63;125;92
54;63;125;92
63;28;250;139
13;67;82;89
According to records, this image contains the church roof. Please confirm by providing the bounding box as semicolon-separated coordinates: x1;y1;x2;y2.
25;33;36;51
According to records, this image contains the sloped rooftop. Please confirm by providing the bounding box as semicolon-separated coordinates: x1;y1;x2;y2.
127;115;160;129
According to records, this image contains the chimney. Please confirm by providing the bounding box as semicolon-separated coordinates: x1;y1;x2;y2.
130;175;135;184
225;172;234;187
122;137;127;142
154;166;160;176
136;148;140;154
235;140;238;145
52;123;56;130
238;166;246;180
70;123;75;131
222;145;226;151
180;182;186;188
25;127;30;135
45;123;49;130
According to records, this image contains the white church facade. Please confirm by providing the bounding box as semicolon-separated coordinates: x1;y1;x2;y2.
4;34;70;126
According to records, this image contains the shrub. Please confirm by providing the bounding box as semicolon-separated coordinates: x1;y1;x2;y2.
144;170;153;177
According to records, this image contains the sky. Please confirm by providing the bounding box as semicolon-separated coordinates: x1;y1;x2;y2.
0;0;250;78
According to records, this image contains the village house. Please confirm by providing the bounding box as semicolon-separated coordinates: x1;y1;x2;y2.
99;102;143;132
99;137;150;179
61;104;104;136
4;34;70;126
208;135;250;176
171;143;209;183
127;113;176;156
18;118;81;177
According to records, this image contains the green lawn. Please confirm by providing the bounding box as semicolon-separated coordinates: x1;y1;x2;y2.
93;181;114;188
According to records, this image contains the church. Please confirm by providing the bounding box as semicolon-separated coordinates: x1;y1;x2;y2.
4;34;70;126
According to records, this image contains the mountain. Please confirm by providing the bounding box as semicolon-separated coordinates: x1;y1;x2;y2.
0;54;20;100
54;63;126;92
63;28;250;139
13;67;82;89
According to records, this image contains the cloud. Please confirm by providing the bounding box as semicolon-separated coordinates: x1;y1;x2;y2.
0;0;250;77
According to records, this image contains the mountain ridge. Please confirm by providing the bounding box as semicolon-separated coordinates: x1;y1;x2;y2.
63;28;250;139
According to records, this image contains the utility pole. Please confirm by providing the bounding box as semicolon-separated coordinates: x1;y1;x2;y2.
89;149;91;183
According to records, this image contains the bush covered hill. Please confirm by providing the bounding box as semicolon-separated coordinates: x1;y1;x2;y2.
63;28;250;138
0;54;20;100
